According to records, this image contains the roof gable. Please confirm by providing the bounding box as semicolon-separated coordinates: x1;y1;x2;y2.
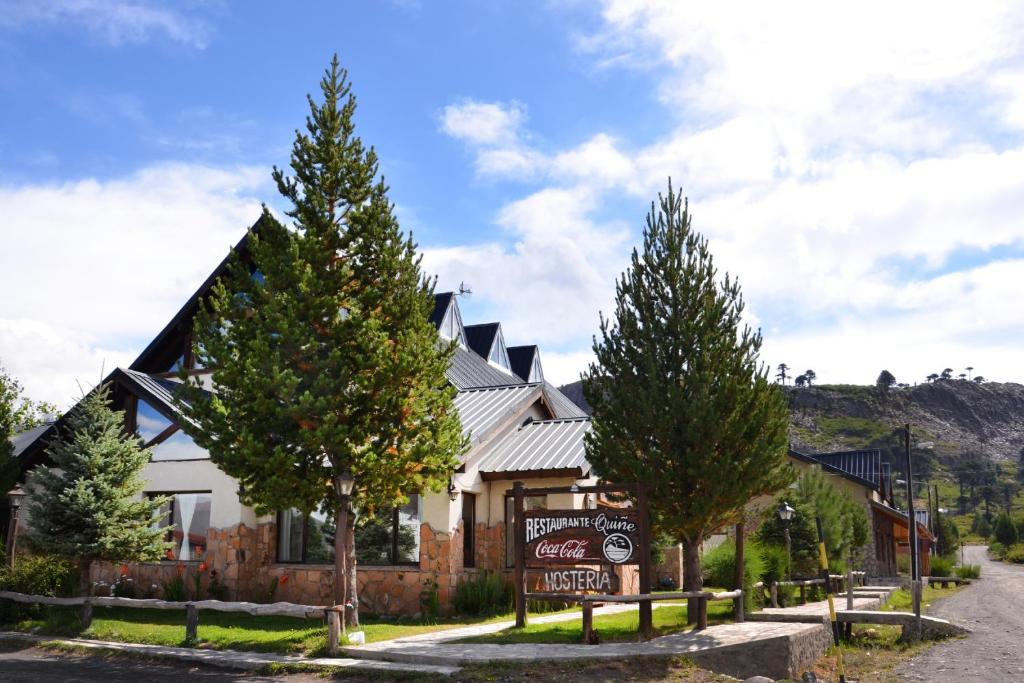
507;345;540;382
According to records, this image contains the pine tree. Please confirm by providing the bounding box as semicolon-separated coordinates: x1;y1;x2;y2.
23;384;168;594
180;56;464;626
582;181;791;617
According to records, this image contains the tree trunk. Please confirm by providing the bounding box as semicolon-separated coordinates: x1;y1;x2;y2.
682;535;703;624
345;510;359;628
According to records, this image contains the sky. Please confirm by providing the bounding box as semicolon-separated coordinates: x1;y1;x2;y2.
2;0;1024;408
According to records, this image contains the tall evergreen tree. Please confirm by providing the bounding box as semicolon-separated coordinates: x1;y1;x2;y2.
583;181;791;616
180;56;464;625
23;384;168;594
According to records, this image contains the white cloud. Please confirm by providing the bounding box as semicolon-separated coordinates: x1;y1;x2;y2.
0;163;267;407
440;100;526;146
432;1;1024;385
0;0;211;48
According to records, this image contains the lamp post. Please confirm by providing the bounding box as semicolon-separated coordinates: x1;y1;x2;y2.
778;501;795;581
333;470;355;631
6;485;26;568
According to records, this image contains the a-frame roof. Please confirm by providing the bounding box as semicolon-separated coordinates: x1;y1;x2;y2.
463;323;500;359
507;345;538;382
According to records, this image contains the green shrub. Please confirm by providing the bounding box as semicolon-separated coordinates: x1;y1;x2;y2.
161;573;186;601
452;572;512;617
419;578;440;623
759;544;789;586
701;539;765;611
929;555;954;577
1003;544;1024;564
992;513;1018;546
955;564;980;579
970;512;991;538
0;554;76;622
896;554;910;574
988;541;1006;559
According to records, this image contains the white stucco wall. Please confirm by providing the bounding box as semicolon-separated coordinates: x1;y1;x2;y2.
140;459;255;529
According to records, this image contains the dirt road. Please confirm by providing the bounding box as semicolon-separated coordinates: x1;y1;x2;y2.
893;544;1024;681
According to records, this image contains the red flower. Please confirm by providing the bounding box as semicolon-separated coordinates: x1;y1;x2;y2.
119;564;129;577
198;562;208;573
176;563;185;575
165;549;174;560
279;574;289;586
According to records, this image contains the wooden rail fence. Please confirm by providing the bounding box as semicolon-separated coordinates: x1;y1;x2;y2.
0;590;345;651
768;572;867;608
525;589;743;643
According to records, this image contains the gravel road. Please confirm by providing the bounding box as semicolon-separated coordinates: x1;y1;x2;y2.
893;544;1024;681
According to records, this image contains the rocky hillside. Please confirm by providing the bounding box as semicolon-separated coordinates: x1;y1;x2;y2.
560;379;1024;466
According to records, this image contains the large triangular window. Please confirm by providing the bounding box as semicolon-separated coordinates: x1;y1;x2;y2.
530;352;543;382
489;328;511;371
439;299;467;349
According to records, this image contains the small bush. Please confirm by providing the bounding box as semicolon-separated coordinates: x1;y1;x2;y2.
419;578;440;623
992;513;1018;546
0;554;76;622
759;544;789;587
896;554;911;574
988;541;1006;559
1003;544;1024;564
955;564;981;579
453;571;513;616
162;574;187;601
929;555;954;577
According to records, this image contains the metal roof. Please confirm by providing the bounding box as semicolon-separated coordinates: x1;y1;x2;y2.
507;345;538;382
8;424;51;459
446;346;523;390
542;382;588;419
430;292;454;328
463;323;499;359
478;417;592;479
453;384;541;446
810;449;882;490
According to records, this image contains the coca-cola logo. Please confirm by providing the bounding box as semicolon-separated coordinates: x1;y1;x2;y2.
535;538;589;560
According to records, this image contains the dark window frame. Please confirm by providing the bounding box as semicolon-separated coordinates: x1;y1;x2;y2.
358;496;422;567
462;493;476;568
275;509;329;565
147;490;212;562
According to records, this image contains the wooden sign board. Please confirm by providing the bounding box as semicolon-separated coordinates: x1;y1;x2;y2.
524;509;640;567
532;567;620;594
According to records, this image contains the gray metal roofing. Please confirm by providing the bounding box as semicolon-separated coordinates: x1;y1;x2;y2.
453;384;541;445
478;417;592;475
446;346;523;390
542;382;589;419
9;424;51;458
811;449;881;489
463;323;499;359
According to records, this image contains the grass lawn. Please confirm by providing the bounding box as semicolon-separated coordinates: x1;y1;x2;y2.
881;583;961;612
454;599;734;645
0;604;576;655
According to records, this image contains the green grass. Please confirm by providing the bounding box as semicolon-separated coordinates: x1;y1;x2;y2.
881;583;960;613
1;604;577;655
454;600;733;645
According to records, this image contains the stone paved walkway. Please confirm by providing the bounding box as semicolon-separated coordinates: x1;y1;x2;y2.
746;588;895;623
0;631;461;676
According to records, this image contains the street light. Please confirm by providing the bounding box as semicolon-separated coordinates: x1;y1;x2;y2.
778;501;795;580
447;476;459;502
333;470;355;631
6;485;26;568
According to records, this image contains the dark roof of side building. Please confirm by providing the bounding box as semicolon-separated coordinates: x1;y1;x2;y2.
8;424;51;459
463;323;499;359
507;345;538;382
788;447;881;492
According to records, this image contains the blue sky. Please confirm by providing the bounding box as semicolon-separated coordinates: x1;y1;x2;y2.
3;1;1024;407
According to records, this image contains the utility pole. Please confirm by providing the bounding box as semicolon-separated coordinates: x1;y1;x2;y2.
904;423;922;639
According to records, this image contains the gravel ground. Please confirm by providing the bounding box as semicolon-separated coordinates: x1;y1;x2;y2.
893;544;1024;681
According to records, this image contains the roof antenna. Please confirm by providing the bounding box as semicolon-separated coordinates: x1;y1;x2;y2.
457;281;473;297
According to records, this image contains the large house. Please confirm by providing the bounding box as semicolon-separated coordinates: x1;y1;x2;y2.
11;224;603;615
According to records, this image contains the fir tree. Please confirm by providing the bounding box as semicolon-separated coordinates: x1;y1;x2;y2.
583;181;791;618
180;56;464;626
23;384;168;594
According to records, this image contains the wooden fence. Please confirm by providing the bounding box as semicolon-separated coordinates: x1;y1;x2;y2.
767;571;867;607
525;589;743;643
0;590;354;653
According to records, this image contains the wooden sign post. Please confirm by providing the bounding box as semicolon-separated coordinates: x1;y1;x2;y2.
511;481;652;638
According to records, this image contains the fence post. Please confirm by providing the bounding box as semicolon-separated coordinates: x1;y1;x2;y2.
79;599;93;629
799;583;806;605
733;521;745;623
697;595;708;630
327;608;342;655
185;603;199;643
733;589;744;623
770;582;778;608
581;600;594;644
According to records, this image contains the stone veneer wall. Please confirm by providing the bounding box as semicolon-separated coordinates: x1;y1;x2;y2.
92;517;640;616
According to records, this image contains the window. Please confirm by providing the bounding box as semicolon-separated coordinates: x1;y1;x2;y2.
150;492;211;561
531;354;543;382
463;493;476;568
505;494;547;567
133;397;209;461
489;330;511;370
277;507;335;564
439;303;466;349
355;494;421;566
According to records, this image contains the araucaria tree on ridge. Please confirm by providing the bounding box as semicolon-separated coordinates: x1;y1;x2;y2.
179;56;464;626
24;385;169;595
583;181;791;619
